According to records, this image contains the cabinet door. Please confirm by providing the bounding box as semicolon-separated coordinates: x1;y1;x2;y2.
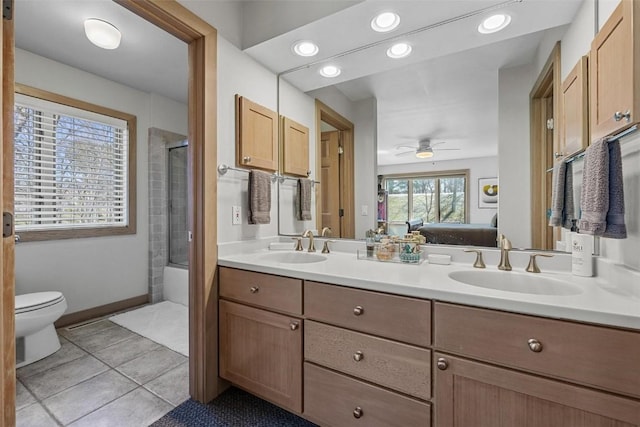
590;0;639;140
434;353;640;427
560;56;589;159
281;116;310;177
236;95;278;171
219;300;302;413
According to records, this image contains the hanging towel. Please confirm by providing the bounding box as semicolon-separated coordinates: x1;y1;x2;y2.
549;162;566;227
578;139;609;235
248;170;271;224
603;140;627;239
297;179;312;221
563;161;576;229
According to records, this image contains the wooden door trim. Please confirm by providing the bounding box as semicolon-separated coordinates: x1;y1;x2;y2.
106;1;223;403
314;100;355;238
1;6;14;426
530;42;560;250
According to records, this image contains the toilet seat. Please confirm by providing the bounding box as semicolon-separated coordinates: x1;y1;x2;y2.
15;292;65;314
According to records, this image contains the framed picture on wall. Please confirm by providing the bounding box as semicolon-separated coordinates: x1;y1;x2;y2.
478;178;498;208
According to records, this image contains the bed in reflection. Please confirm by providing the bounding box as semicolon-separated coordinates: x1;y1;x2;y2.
407;215;498;247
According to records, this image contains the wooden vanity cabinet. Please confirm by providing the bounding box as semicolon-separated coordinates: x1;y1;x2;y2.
559;56;589;160
590;0;640;140
218;268;303;413
434;353;640;427
236;95;279;171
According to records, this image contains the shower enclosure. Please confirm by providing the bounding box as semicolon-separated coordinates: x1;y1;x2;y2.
168;145;188;266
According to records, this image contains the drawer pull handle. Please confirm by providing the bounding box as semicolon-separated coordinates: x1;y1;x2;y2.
353;306;364;316
290;322;299;331
528;338;543;352
249;286;260;294
353;407;363;419
437;358;449;370
353;351;364;362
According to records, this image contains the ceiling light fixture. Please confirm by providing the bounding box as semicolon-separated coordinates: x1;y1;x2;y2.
293;40;319;57
477;13;511;34
319;65;341;78
387;42;412;59
416;148;434;159
371;12;400;33
84;18;121;50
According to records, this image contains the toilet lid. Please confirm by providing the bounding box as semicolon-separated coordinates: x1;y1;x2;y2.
15;292;64;314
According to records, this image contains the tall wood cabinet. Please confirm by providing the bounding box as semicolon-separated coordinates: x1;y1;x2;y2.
590;0;640;140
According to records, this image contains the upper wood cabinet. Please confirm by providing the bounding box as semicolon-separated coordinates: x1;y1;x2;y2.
590;0;640;141
236;95;278;172
281;116;310;177
559;56;589;160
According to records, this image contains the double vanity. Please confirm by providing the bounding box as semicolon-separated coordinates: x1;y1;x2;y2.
217;239;640;426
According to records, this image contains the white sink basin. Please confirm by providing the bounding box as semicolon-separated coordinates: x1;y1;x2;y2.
448;270;582;296
260;252;327;264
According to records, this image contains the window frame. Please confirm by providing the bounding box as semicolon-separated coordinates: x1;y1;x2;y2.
384;169;470;225
14;84;137;242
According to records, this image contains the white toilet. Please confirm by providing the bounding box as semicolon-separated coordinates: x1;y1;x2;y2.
15;292;67;368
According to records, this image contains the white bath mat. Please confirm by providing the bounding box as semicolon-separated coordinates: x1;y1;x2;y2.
110;301;188;357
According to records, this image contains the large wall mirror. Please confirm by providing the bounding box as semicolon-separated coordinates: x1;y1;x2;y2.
271;0;586;251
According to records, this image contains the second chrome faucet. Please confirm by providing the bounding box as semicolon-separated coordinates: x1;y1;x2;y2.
497;234;512;271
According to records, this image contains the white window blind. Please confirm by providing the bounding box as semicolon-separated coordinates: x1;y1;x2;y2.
14;94;129;232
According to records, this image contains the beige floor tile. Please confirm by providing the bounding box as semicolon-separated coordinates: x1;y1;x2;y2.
93;335;160;367
15;380;36;411
68;387;172;427
21;355;108;400
42;370;138;425
68;324;136;353
144;362;189;406
116;347;186;385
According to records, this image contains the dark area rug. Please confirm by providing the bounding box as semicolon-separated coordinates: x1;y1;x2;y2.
150;387;318;427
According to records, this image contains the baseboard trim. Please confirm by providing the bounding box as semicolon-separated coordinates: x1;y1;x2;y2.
55;294;150;328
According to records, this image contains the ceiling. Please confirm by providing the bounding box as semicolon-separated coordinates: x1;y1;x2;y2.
14;0;584;166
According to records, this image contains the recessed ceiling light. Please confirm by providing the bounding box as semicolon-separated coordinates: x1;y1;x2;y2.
387;42;412;59
292;40;319;57
319;65;341;78
84;18;121;50
371;12;400;33
478;13;511;34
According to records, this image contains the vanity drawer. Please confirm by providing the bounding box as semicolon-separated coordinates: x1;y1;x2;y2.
434;302;640;398
219;267;302;315
305;320;431;400
304;363;430;427
304;281;431;346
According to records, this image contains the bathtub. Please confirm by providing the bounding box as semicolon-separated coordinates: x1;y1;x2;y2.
163;266;188;306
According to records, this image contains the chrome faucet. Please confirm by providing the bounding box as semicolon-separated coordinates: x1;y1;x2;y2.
497;234;512;271
302;229;316;252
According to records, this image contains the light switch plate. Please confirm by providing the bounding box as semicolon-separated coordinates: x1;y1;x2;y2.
232;205;241;225
361;205;368;216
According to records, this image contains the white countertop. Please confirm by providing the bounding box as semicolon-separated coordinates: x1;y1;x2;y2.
218;239;640;331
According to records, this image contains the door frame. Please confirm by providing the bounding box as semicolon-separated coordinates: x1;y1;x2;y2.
530;42;561;250
2;1;223;422
314;100;355;238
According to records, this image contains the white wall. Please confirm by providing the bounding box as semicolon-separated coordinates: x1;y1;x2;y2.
353;98;378;238
14;49;188;314
497;63;536;249
379;156;498;225
216;36;280;243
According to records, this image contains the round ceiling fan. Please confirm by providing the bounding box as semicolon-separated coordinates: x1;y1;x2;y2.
395;139;461;158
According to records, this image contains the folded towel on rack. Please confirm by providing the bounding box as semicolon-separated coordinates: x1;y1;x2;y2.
248;170;271;224
297;178;312;221
578;139;609;234
549;162;566;227
603;139;627;239
563;161;576;229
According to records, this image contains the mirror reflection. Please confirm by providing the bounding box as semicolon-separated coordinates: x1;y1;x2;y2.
275;0;585;251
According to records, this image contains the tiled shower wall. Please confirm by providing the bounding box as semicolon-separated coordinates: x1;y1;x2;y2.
148;127;187;303
168;147;188;265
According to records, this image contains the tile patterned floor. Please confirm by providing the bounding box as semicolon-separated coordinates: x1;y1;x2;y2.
16;319;189;427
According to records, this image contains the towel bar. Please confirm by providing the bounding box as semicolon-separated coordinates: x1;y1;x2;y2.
217;163;320;187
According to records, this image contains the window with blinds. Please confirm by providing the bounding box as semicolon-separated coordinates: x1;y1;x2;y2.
14;87;136;240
